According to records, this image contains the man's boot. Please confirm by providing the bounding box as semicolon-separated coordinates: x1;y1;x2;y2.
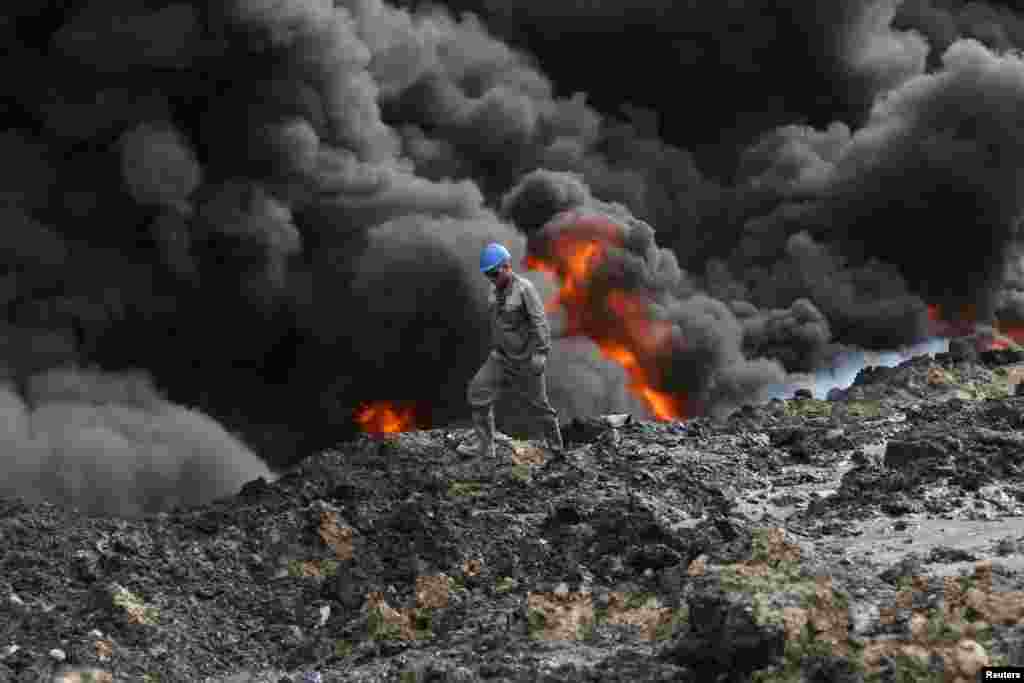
542;416;564;454
457;409;496;458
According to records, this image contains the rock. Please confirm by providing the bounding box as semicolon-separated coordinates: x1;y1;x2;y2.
880;497;923;516
878;555;926;586
748;447;785;471
794;388;813;400
978;484;1015;510
439;665;475;682
949;337;979;363
822;428;853;451
316;507;356;561
72;550;101;583
1000;624;1024;666
562;415;625;446
981;347;1024;365
297;600;333;630
547;504;584;526
926;546;977;564
324;564;376;612
91;583;157;643
594;554;627;578
803;655;863;683
994;537;1021;557
658;563;689;595
985;401;1024;426
587;496;690;559
850;450;875;467
769;427;808;448
238;476;273;499
848;602;881;637
950;639;989;679
973;428;1024;448
883;436;954;470
734;404;763;419
602;414;633;428
661;577;785;678
626;544;683;572
17;666;49;683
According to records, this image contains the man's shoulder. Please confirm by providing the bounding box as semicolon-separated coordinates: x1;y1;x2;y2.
510;273;538;294
508;274;547;311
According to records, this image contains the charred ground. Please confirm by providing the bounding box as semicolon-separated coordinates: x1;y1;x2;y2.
4;347;1024;682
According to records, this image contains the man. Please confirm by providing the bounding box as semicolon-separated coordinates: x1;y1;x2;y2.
458;243;564;458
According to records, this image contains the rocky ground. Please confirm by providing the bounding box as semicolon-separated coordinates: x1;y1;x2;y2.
4;347;1024;682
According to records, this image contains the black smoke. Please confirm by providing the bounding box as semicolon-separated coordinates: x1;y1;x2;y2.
2;0;1024;515
417;0;928;178
501;170;787;417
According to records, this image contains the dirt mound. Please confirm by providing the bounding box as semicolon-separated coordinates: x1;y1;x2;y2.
3;351;1024;681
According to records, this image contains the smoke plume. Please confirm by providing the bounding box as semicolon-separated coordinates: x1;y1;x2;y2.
0;368;271;518
3;0;1024;515
503;170;786;418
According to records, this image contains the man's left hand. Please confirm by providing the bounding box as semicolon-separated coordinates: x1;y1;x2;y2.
530;353;547;374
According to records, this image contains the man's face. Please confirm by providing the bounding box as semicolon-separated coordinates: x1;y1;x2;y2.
485;262;511;289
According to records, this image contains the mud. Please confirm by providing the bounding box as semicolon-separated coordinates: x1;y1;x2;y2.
3;351;1024;681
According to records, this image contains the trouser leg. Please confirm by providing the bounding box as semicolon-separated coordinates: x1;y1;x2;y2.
509;361;563;452
470;408;496;458
459;354;503;457
467;352;503;412
542;415;564;452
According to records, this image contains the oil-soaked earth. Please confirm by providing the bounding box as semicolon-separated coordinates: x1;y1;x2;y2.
4;347;1024;682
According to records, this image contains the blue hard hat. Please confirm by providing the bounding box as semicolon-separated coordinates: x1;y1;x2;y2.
480;243;511;273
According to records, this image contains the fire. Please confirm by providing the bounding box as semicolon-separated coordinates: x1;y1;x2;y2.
525;213;685;421
353;401;419;434
601;341;682;420
526;239;604;321
926;302;978;338
988;337;1012;351
996;322;1024;346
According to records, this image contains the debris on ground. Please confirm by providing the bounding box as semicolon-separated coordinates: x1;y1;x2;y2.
3;351;1024;680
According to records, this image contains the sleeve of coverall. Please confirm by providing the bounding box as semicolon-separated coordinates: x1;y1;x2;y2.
522;281;551;355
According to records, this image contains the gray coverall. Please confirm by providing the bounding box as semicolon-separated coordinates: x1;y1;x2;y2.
465;273;562;449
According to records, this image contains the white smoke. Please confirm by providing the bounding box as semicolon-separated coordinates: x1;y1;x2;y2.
767;336;951;400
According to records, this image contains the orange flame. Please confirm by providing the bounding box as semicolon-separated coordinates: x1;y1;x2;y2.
601;340;683;420
525;214;685;421
996;322;1024;346
988;337;1012;351
526;238;604;323
353;401;419;434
